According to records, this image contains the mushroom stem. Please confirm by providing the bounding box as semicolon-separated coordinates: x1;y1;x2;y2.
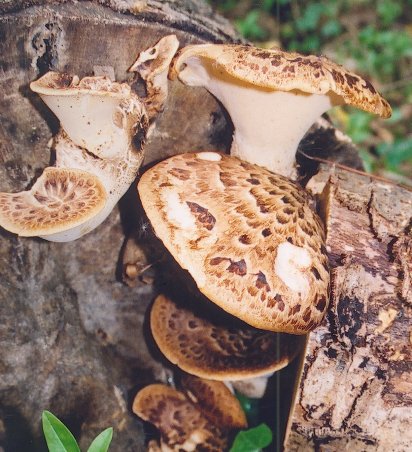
176;57;335;178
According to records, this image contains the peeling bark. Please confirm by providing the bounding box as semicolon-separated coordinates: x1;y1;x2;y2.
285;164;412;452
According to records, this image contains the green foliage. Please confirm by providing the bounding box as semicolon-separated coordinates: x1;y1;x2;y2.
230;423;273;452
42;411;113;452
86;428;113;452
42;411;81;452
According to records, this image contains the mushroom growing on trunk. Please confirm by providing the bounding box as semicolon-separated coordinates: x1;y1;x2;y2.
0;36;179;242
138;152;329;333
132;378;246;452
170;44;391;178
150;294;302;397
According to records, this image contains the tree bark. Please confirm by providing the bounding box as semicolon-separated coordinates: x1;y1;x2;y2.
0;1;238;450
284;164;412;452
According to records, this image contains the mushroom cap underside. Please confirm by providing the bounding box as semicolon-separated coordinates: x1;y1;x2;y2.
150;294;302;380
133;384;228;452
138;152;330;334
171;44;391;118
0;167;106;236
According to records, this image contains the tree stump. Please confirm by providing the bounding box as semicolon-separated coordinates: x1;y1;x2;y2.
1;2;411;451
284;164;412;451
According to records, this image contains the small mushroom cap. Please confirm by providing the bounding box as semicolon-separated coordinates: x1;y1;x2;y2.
150;294;302;379
171;44;391;118
0;167;106;236
180;374;247;429
138;152;330;333
133;384;228;452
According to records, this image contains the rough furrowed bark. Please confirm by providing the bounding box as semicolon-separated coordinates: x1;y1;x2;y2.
285;164;412;452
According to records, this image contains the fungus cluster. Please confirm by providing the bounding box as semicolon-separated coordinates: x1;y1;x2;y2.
133;43;391;450
0;35;179;241
0;35;392;451
133;374;247;451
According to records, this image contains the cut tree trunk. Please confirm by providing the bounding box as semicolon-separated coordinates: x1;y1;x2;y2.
0;2;411;452
284;164;412;452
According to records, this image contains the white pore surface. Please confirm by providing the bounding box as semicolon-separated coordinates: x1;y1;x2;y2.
179;57;334;177
163;191;196;230
40;94;129;159
274;241;312;298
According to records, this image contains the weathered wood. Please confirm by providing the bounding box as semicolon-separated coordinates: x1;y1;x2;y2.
285;164;412;451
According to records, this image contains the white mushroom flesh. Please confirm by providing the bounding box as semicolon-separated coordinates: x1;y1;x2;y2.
177;57;335;178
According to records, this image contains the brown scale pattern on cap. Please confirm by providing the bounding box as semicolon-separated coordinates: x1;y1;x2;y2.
180;374;247;429
171;44;391;118
133;384;228;452
139;153;330;334
150;294;301;379
0;168;106;236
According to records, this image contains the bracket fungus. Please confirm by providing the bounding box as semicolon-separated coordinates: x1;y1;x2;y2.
150;294;301;386
130;34;180;122
0;36;180;242
138;152;329;333
170;44;391;178
132;383;233;451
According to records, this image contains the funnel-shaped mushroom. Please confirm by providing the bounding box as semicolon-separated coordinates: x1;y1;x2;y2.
1;71;149;241
30;72;147;160
150;294;302;380
139;153;329;333
170;44;391;178
133;384;229;451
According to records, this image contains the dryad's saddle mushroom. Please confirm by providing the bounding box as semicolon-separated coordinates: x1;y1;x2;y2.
138;152;329;333
150;294;301;379
170;44;391;178
0;36;179;242
133;383;230;451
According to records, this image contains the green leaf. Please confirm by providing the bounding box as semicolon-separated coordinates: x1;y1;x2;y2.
230;423;273;452
42;411;81;452
87;427;113;452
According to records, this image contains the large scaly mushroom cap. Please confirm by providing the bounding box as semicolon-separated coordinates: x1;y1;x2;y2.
133;384;228;452
0;168;106;237
150;294;302;378
139;152;329;334
170;44;391;178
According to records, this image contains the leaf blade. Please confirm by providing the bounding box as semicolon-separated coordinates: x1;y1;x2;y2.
42;411;81;452
87;427;113;452
230;423;273;452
